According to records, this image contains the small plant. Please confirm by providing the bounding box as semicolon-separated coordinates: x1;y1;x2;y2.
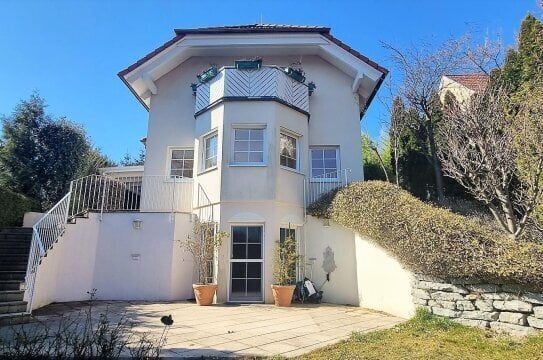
273;235;301;286
284;67;306;83
182;221;228;285
0;290;170;359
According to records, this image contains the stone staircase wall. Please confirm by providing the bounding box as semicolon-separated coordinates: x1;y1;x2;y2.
412;274;543;336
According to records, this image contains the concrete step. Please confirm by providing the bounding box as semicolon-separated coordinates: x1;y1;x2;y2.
0;301;27;314
0;254;29;263
0;263;28;271
0;312;31;326
0;227;33;235
0;271;25;281
0;290;24;302
0;244;30;256
0;281;22;291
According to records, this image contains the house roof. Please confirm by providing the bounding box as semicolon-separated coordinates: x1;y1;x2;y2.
118;24;388;77
445;74;489;92
118;24;388;114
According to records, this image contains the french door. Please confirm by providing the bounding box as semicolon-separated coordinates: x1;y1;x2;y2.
229;225;263;302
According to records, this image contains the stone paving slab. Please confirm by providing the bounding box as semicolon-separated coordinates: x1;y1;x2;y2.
13;301;403;358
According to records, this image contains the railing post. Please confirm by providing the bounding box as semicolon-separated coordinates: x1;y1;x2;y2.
100;177;107;221
66;182;73;223
171;176;177;222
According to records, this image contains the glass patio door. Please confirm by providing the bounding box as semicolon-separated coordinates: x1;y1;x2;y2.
230;225;263;302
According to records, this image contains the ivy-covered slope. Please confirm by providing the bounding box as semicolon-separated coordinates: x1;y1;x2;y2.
307;181;543;290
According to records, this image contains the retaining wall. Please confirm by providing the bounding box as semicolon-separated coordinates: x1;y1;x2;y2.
412;275;543;336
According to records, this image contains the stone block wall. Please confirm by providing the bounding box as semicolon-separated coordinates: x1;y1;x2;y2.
412;275;543;336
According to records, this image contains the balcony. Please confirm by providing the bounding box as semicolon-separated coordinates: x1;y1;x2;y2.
194;66;310;115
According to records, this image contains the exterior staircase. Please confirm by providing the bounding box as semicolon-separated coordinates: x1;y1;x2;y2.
0;227;32;326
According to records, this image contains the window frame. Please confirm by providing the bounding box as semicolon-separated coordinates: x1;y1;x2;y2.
279;130;299;171
230;125;267;167
309;146;340;181
228;223;265;303
166;147;194;181
202;131;219;172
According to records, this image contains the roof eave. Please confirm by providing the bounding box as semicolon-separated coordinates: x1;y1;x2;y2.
174;27;331;36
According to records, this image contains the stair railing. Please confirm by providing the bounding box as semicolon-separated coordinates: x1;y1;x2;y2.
25;192;71;313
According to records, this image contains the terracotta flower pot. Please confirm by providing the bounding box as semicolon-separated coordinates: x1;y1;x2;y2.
192;284;218;306
271;284;296;307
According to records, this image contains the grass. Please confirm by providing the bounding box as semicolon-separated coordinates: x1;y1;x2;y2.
296;309;543;360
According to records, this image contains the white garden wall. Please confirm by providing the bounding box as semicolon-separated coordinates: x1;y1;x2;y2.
305;215;415;318
29;212;194;309
355;234;416;318
304;215;359;306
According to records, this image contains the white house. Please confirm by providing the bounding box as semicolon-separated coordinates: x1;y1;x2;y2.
15;25;415;318
439;74;490;104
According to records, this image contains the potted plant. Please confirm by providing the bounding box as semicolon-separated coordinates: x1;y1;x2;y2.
284;67;306;83
182;221;228;305
271;235;301;306
197;65;218;83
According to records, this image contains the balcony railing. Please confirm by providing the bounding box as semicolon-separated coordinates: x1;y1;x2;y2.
195;66;310;115
69;174;193;218
304;169;352;208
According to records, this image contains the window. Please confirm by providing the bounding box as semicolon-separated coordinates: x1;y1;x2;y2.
310;147;339;178
233;128;264;164
204;133;218;170
169;149;194;178
280;132;297;170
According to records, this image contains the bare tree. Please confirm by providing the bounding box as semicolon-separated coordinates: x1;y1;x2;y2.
368;138;390;182
438;84;543;238
382;38;469;203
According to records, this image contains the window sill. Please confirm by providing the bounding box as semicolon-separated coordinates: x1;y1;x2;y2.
198;166;218;176
229;163;267;167
309;178;340;183
280;166;304;175
163;178;194;183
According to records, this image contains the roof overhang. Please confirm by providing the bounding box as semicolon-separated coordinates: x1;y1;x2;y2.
118;30;388;116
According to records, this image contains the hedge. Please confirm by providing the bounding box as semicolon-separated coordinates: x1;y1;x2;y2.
0;188;38;228
307;181;543;291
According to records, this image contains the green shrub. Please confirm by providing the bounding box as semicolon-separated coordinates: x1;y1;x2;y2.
307;181;543;291
0;188;38;228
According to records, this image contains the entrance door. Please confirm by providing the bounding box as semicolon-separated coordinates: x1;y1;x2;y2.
230;225;263;302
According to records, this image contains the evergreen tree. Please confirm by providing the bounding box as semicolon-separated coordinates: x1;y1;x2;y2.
500;14;543;228
0;93;112;209
120;147;146;166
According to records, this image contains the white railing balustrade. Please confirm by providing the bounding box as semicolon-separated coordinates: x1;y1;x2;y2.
25;192;71;312
304;169;352;208
195;66;310;114
69;174;193;218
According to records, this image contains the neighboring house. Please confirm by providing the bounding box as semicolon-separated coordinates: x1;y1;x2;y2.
12;25;416;318
439;74;490;104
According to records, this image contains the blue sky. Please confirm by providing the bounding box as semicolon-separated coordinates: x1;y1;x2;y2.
0;0;540;161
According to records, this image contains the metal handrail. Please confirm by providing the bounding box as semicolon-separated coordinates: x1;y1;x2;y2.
304;168;352;208
26;192;71;312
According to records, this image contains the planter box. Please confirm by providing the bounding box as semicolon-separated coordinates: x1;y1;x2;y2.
197;66;218;83
285;67;306;83
235;59;262;70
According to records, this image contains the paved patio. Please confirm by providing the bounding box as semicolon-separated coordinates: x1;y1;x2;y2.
27;301;402;358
